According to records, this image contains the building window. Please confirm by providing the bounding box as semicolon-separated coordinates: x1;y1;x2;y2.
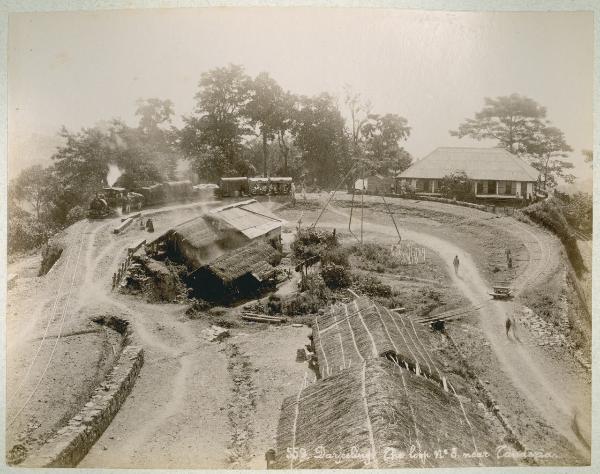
487;180;496;194
504;181;513;195
476;181;484;194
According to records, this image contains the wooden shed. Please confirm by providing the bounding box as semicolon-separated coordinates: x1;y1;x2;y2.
188;240;281;303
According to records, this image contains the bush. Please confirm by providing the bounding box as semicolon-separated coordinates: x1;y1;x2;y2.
302;273;331;299
351;273;392;298
65;205;87;225
267;295;283;314
351;242;400;269
396;182;417;197
291;228;339;263
8;210;49;254
321;246;350;267
438;171;476;202
523;198;586;274
321;263;351;289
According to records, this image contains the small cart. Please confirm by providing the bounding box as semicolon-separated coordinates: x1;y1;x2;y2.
489;285;513;299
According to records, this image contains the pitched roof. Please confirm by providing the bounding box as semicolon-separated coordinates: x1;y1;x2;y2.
398;147;539;181
194;240;279;284
273;358;500;469
313;297;441;380
208;199;284;239
170;216;220;249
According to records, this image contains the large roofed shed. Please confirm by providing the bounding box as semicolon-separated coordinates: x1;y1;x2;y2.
398;147;540;198
206;199;284;241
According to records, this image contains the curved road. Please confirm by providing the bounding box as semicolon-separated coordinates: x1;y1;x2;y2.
323;203;590;460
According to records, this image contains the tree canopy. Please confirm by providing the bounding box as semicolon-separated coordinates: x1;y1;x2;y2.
450;94;574;188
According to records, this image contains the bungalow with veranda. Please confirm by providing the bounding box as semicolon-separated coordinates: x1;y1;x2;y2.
396;147;540;200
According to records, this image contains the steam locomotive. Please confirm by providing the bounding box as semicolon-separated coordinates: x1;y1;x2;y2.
88;176;293;218
88;180;194;219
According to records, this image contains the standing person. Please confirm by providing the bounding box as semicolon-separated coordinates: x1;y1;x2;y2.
453;255;460;275
505;317;512;338
265;449;276;469
290;181;296;205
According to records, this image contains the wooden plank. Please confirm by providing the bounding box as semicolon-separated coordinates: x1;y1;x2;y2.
113;217;134;234
241;314;287;324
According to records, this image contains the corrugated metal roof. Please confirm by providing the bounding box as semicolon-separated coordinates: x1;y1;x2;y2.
209;199;284;239
398;147;540;181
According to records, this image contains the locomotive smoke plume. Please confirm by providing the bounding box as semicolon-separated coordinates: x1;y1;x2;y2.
107;164;123;187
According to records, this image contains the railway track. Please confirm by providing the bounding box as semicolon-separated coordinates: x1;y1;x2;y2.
8;223;91;427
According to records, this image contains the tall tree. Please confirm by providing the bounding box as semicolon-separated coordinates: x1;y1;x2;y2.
245;72;290;177
274;91;297;176
361;113;411;175
343;86;372;158
135;98;179;180
450;94;546;154
11;165;55;219
52;126;113;193
178;64;252;179
526;125;574;188
293;93;349;187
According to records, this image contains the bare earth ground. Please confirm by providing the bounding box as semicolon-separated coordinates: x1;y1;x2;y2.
6;193;591;467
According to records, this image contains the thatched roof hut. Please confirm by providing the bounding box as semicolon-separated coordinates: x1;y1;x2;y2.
188;240;281;302
273;358;501;469
313;297;443;382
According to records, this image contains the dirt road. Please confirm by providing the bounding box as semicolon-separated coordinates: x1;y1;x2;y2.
320;202;590;460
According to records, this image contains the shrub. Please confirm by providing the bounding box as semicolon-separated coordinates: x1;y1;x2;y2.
267;295;283;314
291;228;339;263
321;263;351;289
302;273;331;299
396;182;417;197
351;273;392;298
65;205;87;225
438;171;476;202
523;198;586;275
351;242;400;269
7;210;49;254
321;246;350;267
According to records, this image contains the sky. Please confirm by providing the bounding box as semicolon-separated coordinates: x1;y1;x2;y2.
7;7;594;188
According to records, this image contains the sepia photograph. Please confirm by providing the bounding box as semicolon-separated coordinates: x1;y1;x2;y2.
3;2;596;471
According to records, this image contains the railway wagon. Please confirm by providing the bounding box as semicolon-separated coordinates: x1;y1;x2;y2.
219;176;293;197
269;177;293;195
248;177;270;195
163;180;194;201
219;177;250;197
133;183;166;206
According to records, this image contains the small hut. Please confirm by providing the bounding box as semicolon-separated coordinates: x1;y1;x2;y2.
188;240;281;303
273;358;503;469
354;174;393;195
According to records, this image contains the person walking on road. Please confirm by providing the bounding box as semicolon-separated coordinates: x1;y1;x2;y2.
453;255;460;275
505;317;512;338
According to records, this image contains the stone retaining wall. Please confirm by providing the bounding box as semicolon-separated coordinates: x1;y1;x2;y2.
23;345;144;467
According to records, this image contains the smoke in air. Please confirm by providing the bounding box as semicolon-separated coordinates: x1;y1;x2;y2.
107;164;123;187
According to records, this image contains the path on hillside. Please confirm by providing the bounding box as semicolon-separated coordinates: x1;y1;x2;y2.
322;203;590;460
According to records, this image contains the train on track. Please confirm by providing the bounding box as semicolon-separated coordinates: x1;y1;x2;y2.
217;176;293;198
88;176;293;218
